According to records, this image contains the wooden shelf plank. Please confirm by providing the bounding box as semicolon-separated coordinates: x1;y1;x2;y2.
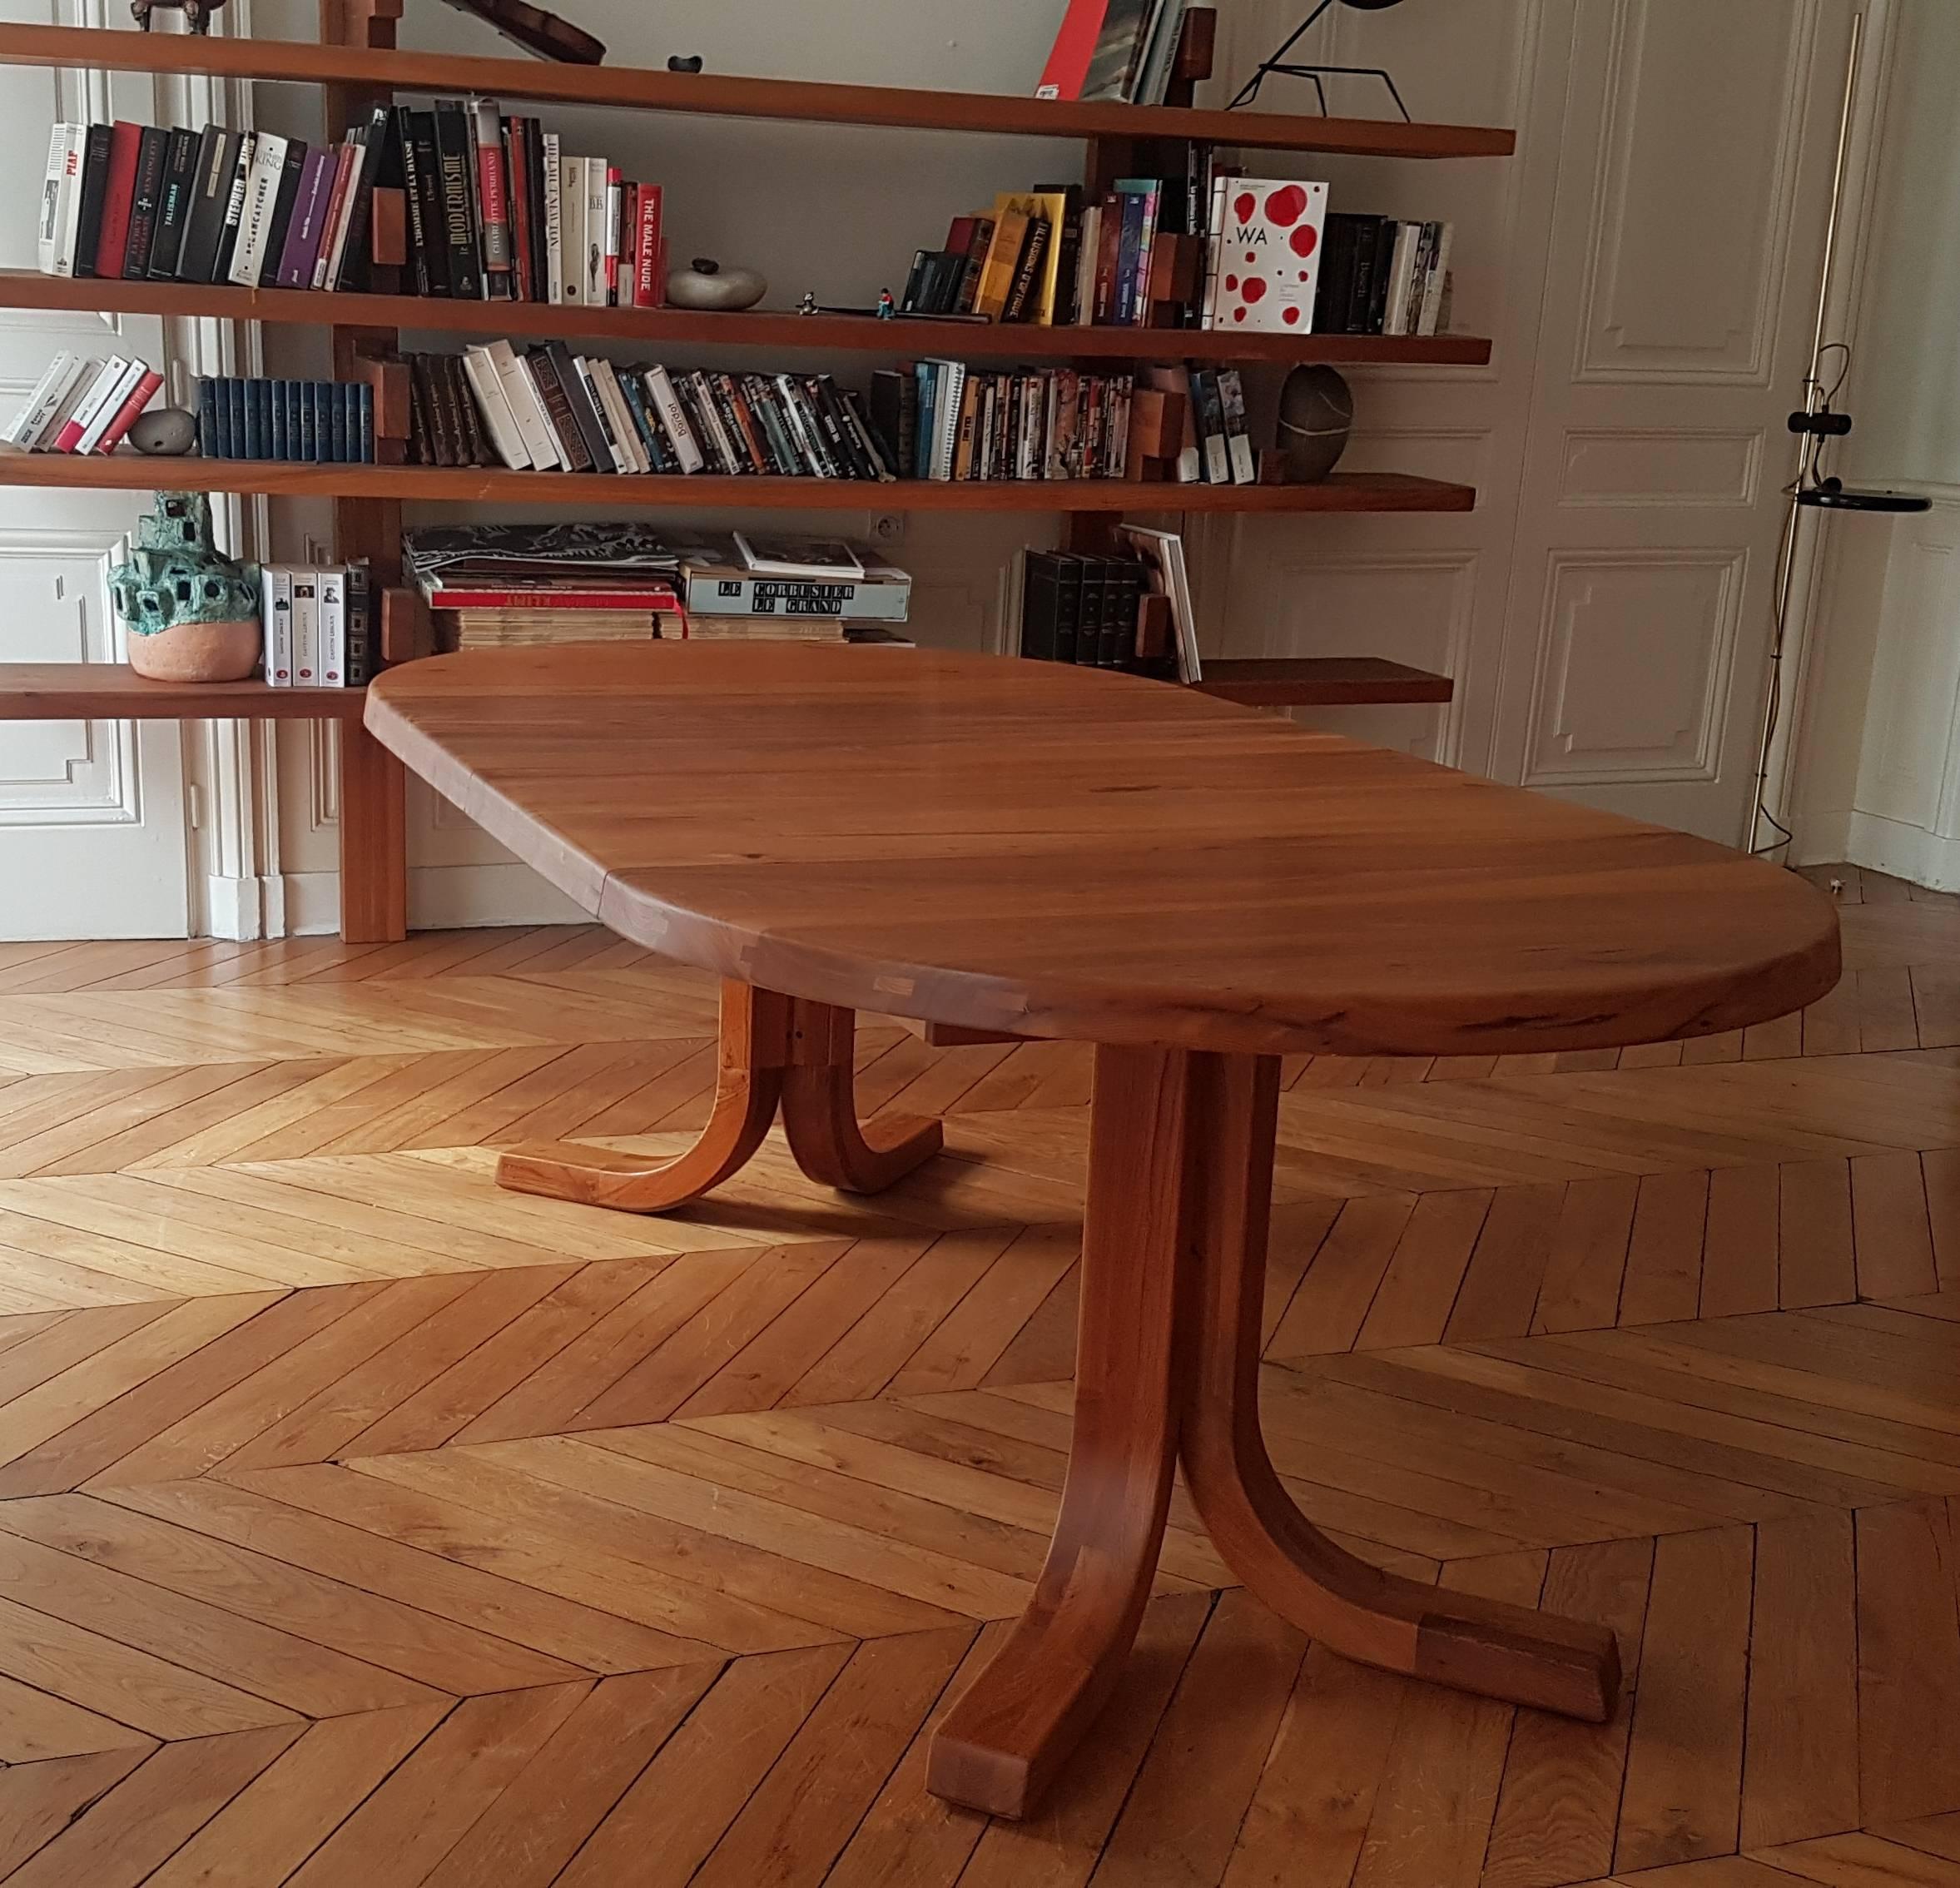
0;24;1515;159
0;456;1477;514
1190;657;1452;707
0;271;1494;366
0;663;365;719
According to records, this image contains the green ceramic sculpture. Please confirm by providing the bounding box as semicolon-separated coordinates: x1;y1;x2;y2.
108;492;262;682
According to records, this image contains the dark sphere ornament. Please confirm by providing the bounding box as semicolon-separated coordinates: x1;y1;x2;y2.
1276;365;1354;483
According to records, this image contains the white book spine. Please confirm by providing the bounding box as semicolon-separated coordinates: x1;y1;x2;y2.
27;355;97;451
38;124;82;277
644;367;703;473
573;358;630;472
1199;176;1229;329
3;351;81;447
459;344;530;469
1417;223;1453;335
582;159;608;305
260;566;294;686
55;357;131;454
228;132;286;286
542;132;563;304
486;338;558;469
73;358;148;455
290;570;320;687
592;361;648;472
558;153;584;306
316;569;346;686
1382;222;1417;336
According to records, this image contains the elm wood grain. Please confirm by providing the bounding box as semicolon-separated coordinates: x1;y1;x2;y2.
0;666;365;721
336;720;407;946
0;456;1478;516
0;23;1514;158
930;1047;1615;1820
1192;656;1454;708
0;271;1495;368
365;643;1839;1061
496;979;940;1211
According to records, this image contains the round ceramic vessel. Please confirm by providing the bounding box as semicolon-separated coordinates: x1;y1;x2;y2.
667;261;767;311
125;616;261;683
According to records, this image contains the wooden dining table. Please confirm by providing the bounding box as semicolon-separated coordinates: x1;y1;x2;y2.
365;642;1840;1821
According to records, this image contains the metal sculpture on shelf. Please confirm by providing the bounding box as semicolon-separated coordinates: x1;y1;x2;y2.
133;0;611;62
1230;0;1413;119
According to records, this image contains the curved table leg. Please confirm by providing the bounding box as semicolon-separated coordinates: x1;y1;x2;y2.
781;998;943;1194
496;981;790;1212
927;1046;1185;1820
1177;1052;1621;1722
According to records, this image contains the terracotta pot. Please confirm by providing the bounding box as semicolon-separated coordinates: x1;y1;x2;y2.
126;617;262;683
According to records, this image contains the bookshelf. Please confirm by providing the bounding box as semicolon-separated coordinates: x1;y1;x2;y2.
0;3;1512;942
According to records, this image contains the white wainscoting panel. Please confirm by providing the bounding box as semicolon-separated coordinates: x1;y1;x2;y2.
1559;429;1764;506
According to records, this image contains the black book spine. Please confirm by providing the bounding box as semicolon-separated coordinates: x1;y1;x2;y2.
300;380;319;462
174;127;234;284
257;139;308;289
146;127;200;281
431;102;482;300
672;375;728;474
899;249;930;315
1003;216;1051;324
524;118;549;310
270;379;288;461
1052;554;1083;663
1103;560;1140;668
211;132;255;281
326;381;348;463
120;126;169;279
618;371;667;471
242;378;265;460
815;377;876;480
1020;552;1060;661
358;383;375;463
1345;216;1380;335
394;108;434;297
740;376;794;475
196;377;220;456
542;341;610;470
707;374;759;473
1073;556;1105;664
334;106;393;291
71;122;115;281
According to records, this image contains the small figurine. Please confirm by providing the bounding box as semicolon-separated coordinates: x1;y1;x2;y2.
796;291;820;316
131;0;228;31
876;289;896;320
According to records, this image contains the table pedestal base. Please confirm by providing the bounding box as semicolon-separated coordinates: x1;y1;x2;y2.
494;980;943;1211
926;1046;1621;1821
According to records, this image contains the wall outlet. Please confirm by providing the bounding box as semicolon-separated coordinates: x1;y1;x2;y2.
866;513;906;548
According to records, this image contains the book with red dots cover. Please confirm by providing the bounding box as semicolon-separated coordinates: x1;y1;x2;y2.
1200;176;1327;333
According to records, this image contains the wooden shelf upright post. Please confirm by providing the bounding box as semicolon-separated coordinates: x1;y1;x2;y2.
320;0;409;942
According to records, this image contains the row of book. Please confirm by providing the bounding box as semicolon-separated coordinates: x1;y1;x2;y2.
436;342;896;479
258;563;374;687
1037;0;1194;103
1199;178;1455;336
37;103;663;308
2;352;162;455
1020;528;1199;678
900;164;1213;329
197;379;377;464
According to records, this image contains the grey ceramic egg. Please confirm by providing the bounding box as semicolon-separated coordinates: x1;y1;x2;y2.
127;406;200;455
666;256;767;312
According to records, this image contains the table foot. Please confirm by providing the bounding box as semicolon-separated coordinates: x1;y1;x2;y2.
782;1000;943;1192
928;1046;1188;1819
1176;1051;1620;1722
496;982;789;1212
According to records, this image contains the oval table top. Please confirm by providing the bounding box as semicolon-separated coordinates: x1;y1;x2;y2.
365;643;1840;1058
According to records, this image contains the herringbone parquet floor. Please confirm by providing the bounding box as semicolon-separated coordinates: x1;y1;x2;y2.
4;863;1960;1886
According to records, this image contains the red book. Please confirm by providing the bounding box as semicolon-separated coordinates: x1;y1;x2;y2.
604;163;623;300
93;121;143;279
632;184;663;309
93;368;163;454
472;99;511;282
945;214;975;257
505;117;532;301
424;583;679;609
312;142;358;289
1035;0;1114;101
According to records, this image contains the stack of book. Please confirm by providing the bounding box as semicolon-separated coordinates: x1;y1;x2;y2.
37;102;663;308
867;364;1138;482
433;341;894;479
1312;215;1453;337
1142;365;1256;485
1036;0;1194;103
2;352;162;455
197;377;375;463
1020;526;1198;678
258;562;373;686
901;166;1213;329
679;535;912;633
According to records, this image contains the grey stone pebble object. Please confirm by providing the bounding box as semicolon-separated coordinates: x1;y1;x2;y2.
666;256;768;312
127;406;200;455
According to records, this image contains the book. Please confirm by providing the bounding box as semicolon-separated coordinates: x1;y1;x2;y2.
558;152;586;306
1417;222;1453;335
469;97;512;293
1118;526;1200;680
52;357;131;454
995;191;1069;324
1036;0;1115;100
211;130;256;283
1188;367;1228;482
1215;368;1256;484
317;569;347;686
733;534;864;579
276;148;337;289
419;574;681;610
541;340;610;468
329;106;394;292
398;108;444;297
975;210;1030;321
1133;0;1189;105
260;565;294;685
37;123;84;277
643;365;703;472
2;352;84;448
460;343;530;467
505;116;533;300
227;130;286;286
603;164;623;302
541;130;563;303
1082;0;1154;100
433;101;483;299
148;127;203;281
682;559;909;622
485;338;559;468
581;157;609;304
80;360;156;455
291;568;320;685
71;122;115;281
1203;177;1329;332
345;562;373;686
631;184;663;308
1003;216;1053;324
93;121;143;280
175;127;239;284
